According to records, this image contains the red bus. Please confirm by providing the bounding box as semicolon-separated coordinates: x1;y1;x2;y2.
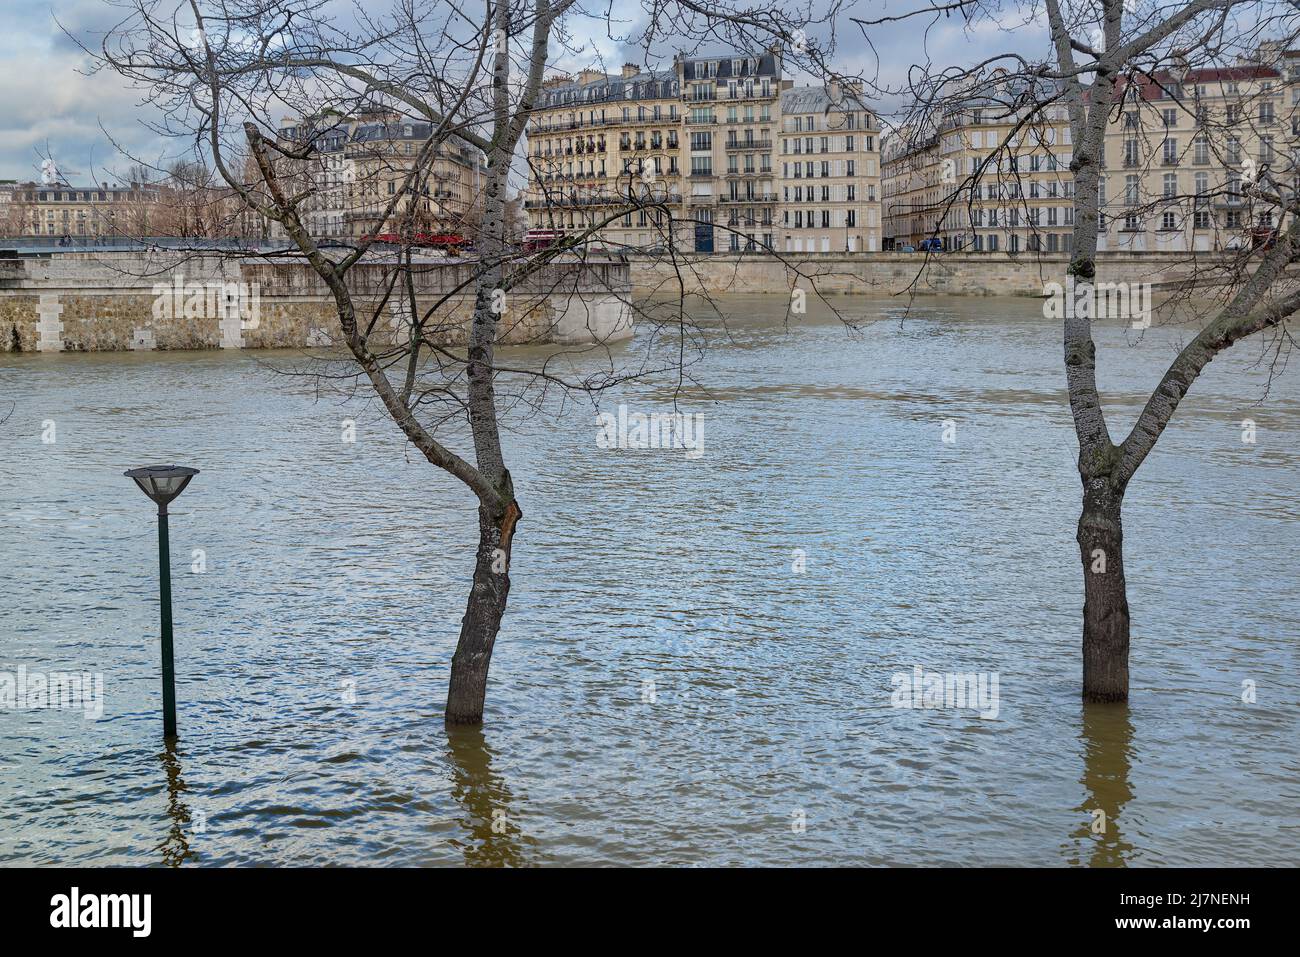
1250;225;1278;251
363;232;467;251
522;229;565;254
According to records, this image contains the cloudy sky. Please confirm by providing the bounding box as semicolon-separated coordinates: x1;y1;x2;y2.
0;2;159;185
0;0;1050;185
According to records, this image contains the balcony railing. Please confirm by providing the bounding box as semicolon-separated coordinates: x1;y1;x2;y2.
527;117;619;133
720;192;778;203
523;192;684;209
721;88;776;103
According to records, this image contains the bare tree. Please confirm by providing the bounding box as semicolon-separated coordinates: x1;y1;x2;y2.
860;0;1300;701
88;0;846;725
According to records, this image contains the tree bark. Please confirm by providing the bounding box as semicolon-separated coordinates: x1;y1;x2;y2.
446;499;521;725
1078;483;1130;702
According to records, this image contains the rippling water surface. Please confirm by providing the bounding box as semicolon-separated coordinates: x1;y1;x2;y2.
1;294;1297;866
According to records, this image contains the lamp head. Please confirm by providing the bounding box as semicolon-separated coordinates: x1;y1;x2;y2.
124;465;199;510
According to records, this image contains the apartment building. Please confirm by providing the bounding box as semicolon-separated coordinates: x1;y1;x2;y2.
524;50;882;254
777;85;882;252
0;180;18;234
525;65;687;251
346;115;486;239
682;51;783;253
275;115;351;238
275;109;486;241
939;88;1075;253
883;46;1300;255
1097;61;1290;252
881;127;941;249
883;76;1075;252
2;180;161;238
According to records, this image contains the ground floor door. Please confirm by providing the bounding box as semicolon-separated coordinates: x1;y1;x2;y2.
694;223;713;253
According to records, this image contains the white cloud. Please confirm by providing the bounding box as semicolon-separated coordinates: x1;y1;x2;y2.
0;4;171;182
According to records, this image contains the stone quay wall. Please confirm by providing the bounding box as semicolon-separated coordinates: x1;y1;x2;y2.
0;251;633;353
627;251;1279;298
2;249;1283;354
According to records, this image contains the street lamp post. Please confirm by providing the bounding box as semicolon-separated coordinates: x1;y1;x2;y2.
124;465;199;738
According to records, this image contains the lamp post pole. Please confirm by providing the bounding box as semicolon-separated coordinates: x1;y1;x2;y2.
157;500;177;738
125;464;198;740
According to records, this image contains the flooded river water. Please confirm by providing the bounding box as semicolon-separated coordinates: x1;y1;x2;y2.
1;294;1296;866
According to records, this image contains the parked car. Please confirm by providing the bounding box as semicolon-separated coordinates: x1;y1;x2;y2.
918;238;945;252
899;245;917;253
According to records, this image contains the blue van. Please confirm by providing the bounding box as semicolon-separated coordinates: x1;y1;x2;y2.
918;238;945;252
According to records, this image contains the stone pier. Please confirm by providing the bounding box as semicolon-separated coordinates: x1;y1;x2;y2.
0;250;634;353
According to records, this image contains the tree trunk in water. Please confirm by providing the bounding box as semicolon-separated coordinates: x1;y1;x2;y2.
1077;488;1130;702
446;501;520;725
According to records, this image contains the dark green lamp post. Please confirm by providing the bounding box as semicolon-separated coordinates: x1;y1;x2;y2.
125;465;199;738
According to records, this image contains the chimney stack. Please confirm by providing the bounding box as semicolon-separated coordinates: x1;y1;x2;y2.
622;63;639;79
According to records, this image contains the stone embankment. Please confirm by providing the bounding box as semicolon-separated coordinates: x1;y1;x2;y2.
0;250;632;353
628;251;1277;298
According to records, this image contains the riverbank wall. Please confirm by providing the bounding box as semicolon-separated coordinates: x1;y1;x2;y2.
628;251;1274;297
0;251;632;353
0;248;1282;353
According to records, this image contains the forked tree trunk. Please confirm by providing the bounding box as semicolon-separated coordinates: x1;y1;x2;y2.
1077;483;1130;702
446;500;521;724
